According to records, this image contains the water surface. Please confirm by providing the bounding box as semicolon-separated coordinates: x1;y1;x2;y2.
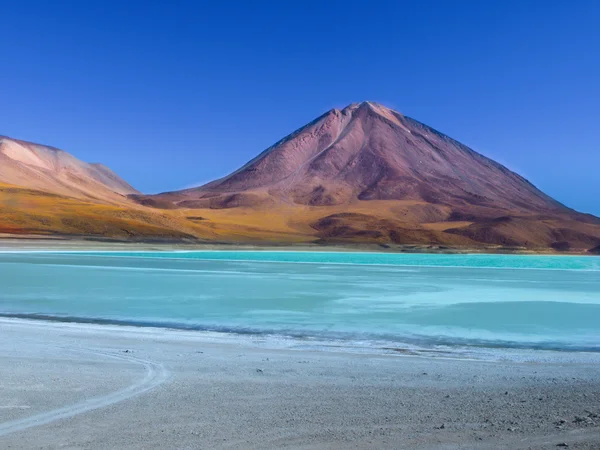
1;251;599;355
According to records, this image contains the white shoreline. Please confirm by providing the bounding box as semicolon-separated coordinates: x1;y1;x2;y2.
1;317;598;365
1;316;599;448
1;249;598;272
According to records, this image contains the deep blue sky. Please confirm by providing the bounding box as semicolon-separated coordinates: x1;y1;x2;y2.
1;1;599;214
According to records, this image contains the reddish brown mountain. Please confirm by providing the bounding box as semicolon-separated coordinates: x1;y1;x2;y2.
146;102;600;251
155;102;567;213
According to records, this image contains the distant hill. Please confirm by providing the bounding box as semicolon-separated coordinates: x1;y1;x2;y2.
0;136;199;241
0;135;138;205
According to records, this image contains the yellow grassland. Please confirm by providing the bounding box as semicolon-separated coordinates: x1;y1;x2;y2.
0;183;475;243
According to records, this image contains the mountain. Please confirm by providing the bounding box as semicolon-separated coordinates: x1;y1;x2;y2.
2;104;599;251
0;135;138;204
142;102;600;251
155;102;565;212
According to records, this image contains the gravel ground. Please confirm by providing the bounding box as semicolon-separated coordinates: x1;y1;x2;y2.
0;319;599;449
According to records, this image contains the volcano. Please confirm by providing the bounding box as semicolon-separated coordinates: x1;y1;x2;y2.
144;102;599;251
154;102;568;212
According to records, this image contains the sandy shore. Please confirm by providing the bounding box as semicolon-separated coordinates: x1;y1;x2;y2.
0;319;598;449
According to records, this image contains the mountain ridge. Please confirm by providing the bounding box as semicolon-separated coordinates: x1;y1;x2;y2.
136;101;599;251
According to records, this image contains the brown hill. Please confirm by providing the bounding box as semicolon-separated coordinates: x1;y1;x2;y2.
0;135;138;204
0;136;198;241
143;102;600;252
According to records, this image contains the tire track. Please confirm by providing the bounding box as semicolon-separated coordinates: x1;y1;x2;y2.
0;348;170;437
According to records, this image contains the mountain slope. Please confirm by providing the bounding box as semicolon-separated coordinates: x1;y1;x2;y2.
0;135;138;204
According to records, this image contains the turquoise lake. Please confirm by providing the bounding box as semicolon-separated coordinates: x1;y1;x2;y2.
1;251;599;354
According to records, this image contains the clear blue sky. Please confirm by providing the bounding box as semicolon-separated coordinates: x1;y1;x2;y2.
1;0;599;215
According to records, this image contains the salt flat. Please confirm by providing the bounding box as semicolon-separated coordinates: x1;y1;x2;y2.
0;319;599;449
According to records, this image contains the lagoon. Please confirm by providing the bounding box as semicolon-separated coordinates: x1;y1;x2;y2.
1;251;599;356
